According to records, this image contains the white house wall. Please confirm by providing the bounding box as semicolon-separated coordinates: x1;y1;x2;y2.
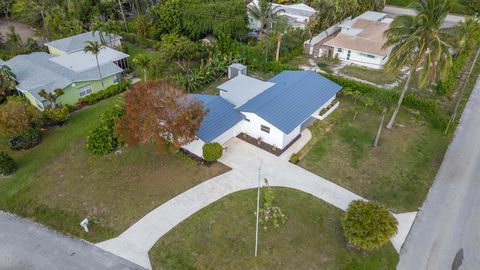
181;123;242;157
240;112;286;149
333;47;387;69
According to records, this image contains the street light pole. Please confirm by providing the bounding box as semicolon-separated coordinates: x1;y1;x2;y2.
254;166;261;257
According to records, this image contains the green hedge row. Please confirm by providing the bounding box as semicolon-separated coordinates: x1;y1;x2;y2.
321;73;439;114
76;80;130;107
435;52;468;95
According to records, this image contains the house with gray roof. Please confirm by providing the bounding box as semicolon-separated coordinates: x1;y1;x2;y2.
4;32;129;110
45;31;122;56
248;0;317;30
183;68;341;157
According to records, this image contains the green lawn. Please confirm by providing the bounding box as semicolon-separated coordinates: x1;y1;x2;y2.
298;97;450;212
150;188;398;270
340;65;397;85
387;0;472;14
0;96;228;242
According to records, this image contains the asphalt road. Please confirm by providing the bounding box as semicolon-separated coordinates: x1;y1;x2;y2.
0;211;145;270
398;76;480;269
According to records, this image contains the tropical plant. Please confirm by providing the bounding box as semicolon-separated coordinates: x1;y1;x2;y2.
453;17;480;54
87;107;124;155
342;200;398;250
8;129;41;150
38;88;64;109
83;40;106;89
0;64;16;103
0;97;42;136
133;54;151;82
259;179;287;231
247;0;285;38
465;0;480;13
43;105;70;124
0;151;16;176
202;142;223;162
5;25;22;48
383;0;453;129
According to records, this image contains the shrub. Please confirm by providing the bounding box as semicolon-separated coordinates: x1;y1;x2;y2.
8;129;41;151
342;200;398;250
76;80;130;107
0;97;42;136
0;151;16;175
86;107;124;155
43;105;70;125
202;142;223;162
435;52;467;95
289;153;299;164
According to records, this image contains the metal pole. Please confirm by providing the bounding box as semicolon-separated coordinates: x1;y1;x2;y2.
254;166;261;257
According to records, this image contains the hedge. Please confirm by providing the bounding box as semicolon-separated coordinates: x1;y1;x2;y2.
435;52;468;95
321;72;439;114
76;80;130;107
202;142;223;162
0;151;17;175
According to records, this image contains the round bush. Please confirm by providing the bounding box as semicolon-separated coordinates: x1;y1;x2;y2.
0;151;17;176
8;129;41;151
43;106;70;124
342;200;398;250
86;124;118;156
202;142;223;162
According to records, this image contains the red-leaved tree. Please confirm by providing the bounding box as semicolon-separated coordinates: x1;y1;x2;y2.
116;81;206;151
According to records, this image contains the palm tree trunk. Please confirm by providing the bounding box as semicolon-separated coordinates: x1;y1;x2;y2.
143;67;147;82
374;107;386;148
276;34;282;61
96;55;105;90
386;67;414;129
117;0;129;32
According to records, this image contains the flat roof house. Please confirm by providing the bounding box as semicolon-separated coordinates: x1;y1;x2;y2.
4;32;129;110
248;0;317;30
182;68;342;157
323;11;393;69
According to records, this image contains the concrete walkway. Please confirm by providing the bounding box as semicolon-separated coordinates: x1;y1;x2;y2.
98;137;416;269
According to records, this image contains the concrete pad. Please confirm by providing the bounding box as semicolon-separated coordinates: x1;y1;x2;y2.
391;212;418;252
280;129;312;161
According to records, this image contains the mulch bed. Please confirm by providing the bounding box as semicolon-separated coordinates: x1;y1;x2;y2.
236;133;301;157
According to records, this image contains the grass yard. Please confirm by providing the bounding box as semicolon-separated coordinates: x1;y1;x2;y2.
298;97;450;212
150;188;398;270
386;0;472;14
340;65;397;86
0;96;228;242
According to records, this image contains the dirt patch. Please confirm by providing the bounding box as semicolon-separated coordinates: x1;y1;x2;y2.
0;19;44;44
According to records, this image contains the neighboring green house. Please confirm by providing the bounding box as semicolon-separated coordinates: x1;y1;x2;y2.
4;32;129;110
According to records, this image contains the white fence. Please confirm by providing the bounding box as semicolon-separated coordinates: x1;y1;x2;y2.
304;17;351;56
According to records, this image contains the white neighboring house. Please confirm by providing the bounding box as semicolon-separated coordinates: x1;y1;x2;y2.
182;65;342;158
321;11;393;69
247;0;317;30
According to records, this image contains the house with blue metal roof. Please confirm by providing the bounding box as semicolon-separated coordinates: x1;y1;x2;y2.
182;69;342;157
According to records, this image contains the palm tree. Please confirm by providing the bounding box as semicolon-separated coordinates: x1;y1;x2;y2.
0;64;16;101
133;54;151;82
248;0;284;38
83;41;106;90
383;0;453;129
38;88;64;109
453;17;480;55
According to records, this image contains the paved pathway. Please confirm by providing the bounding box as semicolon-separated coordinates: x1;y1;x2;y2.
98;132;416;269
398;76;480;269
0;211;144;270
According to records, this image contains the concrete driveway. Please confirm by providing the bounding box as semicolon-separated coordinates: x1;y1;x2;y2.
398;77;480;269
98;132;415;269
0;211;144;270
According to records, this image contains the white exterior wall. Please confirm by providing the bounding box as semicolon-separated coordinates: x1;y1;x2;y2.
333;47;387;69
181;123;242;157
283;126;301;148
241;112;286;149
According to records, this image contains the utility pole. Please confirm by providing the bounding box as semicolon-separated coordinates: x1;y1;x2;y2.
254;166;261;257
118;0;129;32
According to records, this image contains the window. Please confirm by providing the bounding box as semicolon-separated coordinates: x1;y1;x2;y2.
337;48;343;53
260;125;270;133
359;52;376;59
113;74;120;83
79;85;93;97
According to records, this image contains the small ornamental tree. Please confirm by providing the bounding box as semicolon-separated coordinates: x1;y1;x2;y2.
342;200;398;250
116;81;206;152
202;142;223;161
0;151;16;176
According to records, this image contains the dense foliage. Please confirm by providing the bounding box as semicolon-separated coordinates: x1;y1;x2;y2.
8;129;41;150
42;105;70;125
116;81;206;151
342;200;398;250
86;107;124;156
202;142;223;162
0;97;42;136
435;52;468;95
76;80;130;107
0;151;16;175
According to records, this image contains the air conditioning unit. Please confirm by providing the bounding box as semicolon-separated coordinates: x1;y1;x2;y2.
228;63;247;79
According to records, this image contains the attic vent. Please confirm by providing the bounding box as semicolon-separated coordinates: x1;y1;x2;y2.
228;63;247;79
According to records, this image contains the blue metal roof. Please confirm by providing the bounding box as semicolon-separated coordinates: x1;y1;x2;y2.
238;71;341;134
191;94;244;143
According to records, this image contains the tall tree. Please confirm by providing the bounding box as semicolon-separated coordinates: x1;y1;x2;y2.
83;40;106;90
383;0;453;129
248;0;284;38
38;88;64;109
116;81;206;151
453;17;480;54
133;54;151;82
0;64;16;103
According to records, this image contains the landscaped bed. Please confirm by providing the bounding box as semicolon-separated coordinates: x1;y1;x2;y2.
149;188;398;270
298;96;450;212
0;96;228;242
